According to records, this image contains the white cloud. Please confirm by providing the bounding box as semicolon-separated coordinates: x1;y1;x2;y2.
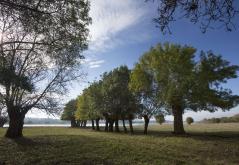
81;57;105;69
90;64;101;68
88;0;150;52
89;60;105;66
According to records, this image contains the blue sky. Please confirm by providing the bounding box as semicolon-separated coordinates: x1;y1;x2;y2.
29;0;239;120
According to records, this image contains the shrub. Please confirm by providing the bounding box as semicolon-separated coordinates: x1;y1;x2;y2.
186;117;194;125
155;114;165;125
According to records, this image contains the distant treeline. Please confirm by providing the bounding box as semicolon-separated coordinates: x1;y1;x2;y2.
201;114;239;123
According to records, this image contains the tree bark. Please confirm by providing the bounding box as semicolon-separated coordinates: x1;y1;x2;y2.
96;118;100;131
114;119;120;132
172;104;185;134
5;110;26;138
129;119;134;134
143;115;150;135
91;119;95;130
122;119;127;133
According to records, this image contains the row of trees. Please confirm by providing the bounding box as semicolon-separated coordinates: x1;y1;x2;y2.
62;43;239;134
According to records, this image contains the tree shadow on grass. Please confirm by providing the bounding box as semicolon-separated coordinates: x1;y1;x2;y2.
133;129;239;141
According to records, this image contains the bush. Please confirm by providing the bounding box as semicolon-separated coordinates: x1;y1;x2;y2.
155;114;165;125
186;117;194;125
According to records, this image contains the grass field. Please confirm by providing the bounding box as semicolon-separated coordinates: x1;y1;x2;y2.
0;123;239;165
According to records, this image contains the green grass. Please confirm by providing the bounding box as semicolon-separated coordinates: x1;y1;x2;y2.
0;123;239;165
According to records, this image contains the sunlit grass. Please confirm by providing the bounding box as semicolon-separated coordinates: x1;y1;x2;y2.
0;123;239;165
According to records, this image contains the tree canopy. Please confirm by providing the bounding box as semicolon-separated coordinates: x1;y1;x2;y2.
131;43;239;134
61;99;77;127
0;0;91;138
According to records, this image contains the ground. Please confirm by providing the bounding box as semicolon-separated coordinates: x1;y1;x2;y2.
0;123;239;165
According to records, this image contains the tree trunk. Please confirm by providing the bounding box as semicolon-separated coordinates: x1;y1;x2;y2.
122;119;127;133
114;119;120;132
129;119;134;134
96;118;100;131
143;115;150;135
172;104;185;134
109;119;114;132
5;110;26;138
104;119;109;132
70;118;77;127
84;120;87;127
91;119;95;130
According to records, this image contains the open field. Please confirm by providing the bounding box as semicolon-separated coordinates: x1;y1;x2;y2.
0;123;239;165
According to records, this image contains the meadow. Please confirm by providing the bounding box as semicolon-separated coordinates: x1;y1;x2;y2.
0;123;239;165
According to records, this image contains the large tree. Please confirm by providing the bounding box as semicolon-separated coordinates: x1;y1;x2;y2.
147;0;239;33
61;99;78;128
0;0;91;138
133;43;239;134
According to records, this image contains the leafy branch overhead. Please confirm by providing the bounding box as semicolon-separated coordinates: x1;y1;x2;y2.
147;0;239;33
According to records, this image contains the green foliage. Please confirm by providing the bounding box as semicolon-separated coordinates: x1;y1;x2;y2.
75;94;90;121
155;114;165;125
61;99;77;121
132;43;239;133
186;117;194;125
74;65;139;126
129;50;166;120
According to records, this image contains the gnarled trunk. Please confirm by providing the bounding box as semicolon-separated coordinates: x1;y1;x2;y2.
96;118;100;131
172;104;185;134
91;119;95;130
129;119;134;134
115;119;120;132
143;115;150;135
122;119;127;133
5;110;26;138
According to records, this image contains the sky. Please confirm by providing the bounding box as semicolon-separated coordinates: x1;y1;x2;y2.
28;0;239;121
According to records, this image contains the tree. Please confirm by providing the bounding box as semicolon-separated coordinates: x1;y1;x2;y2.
129;63;165;134
61;99;78;128
88;81;104;131
0;0;91;138
155;114;165;125
75;94;90;128
147;0;239;33
101;66;138;133
133;43;239;134
186;117;194;125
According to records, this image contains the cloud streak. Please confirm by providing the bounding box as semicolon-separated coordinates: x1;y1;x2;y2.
81;58;105;69
88;0;150;53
